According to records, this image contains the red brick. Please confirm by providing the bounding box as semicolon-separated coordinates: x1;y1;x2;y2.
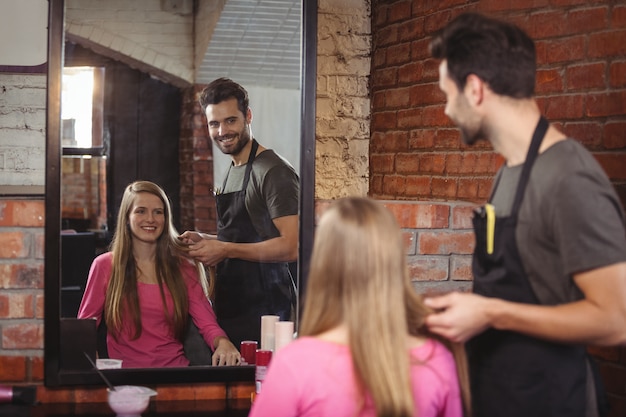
387;42;412;66
586;91;626;117
370;153;395;174
409;82;445;106
432;177;458;199
605;122;626;149
613;5;626;28
2;323;43;349
536;68;564;94
0;201;45;227
422;58;440;82
566;62;606;90
383;201;450;229
457;178;480;200
404;175;431;197
589;30;626;58
371;131;409;153
538;94;585;119
561;121;604;149
530;10;571;38
422;105;448;127
0;293;34;319
451;204;477;229
398;17;425;42
397;108;423;129
609;61;626;88
374;26;399;48
31;356;44;381
0;232;28;258
372;111;398;130
536;36;585;65
396;153;421;174
0;355;26;382
385;86;412;108
407;256;449;281
418;153;446;174
418;230;475;255
382;175;407;196
410;38;431;61
35;293;44;319
402;230;417;255
451;255;473;281
389;0;411;23
595;154;626;181
374;66;399;89
478;0;549;13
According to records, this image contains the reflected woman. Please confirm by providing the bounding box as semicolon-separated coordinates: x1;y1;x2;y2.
78;181;240;368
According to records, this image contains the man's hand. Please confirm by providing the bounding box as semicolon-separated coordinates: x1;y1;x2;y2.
423;291;495;343
212;337;241;366
187;238;227;266
179;231;213;244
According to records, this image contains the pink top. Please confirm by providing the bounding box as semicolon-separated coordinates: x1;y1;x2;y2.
77;252;227;368
249;337;463;417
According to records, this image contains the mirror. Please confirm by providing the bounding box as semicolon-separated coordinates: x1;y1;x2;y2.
44;0;317;386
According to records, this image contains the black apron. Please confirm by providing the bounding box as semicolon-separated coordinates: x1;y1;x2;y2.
467;117;594;417
215;139;295;348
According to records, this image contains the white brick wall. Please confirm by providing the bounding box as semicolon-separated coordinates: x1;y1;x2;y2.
316;0;372;199
0;74;47;188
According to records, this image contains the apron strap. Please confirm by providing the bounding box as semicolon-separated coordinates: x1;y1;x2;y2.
496;116;549;217
221;138;259;191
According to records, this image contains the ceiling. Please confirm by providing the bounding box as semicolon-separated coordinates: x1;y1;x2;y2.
196;0;302;90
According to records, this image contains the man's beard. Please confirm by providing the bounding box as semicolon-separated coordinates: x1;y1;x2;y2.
459;124;482;146
213;124;251;156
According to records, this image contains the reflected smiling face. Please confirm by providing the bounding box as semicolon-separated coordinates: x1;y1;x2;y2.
439;60;484;146
128;192;165;244
205;97;252;157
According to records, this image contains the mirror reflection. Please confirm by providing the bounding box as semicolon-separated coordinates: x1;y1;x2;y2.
57;0;302;370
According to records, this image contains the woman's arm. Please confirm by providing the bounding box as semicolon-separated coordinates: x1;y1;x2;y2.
183;261;240;365
77;253;112;326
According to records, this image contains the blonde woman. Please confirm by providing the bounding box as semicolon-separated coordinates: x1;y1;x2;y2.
249;197;470;417
78;181;240;367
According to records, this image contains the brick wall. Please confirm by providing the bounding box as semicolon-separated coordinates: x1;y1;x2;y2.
315;0;372;199
61;156;106;231
370;0;626;206
179;85;218;234
369;1;626;415
0;200;45;380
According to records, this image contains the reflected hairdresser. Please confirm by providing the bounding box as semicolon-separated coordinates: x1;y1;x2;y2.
78;181;240;367
181;78;300;348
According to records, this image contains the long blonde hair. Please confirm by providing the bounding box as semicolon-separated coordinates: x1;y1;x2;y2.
104;181;210;340
300;197;470;417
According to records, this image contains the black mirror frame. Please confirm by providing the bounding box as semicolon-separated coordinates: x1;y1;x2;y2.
44;0;317;386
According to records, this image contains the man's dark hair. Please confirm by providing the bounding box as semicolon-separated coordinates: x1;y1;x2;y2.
430;12;536;98
199;77;249;115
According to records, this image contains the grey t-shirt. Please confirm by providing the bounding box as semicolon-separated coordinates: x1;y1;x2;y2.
223;148;299;240
490;139;626;305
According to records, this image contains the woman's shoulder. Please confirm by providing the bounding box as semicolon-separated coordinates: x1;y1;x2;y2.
277;336;349;362
178;257;200;279
410;338;455;363
92;251;113;267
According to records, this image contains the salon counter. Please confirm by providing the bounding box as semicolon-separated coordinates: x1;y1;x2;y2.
0;399;251;417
